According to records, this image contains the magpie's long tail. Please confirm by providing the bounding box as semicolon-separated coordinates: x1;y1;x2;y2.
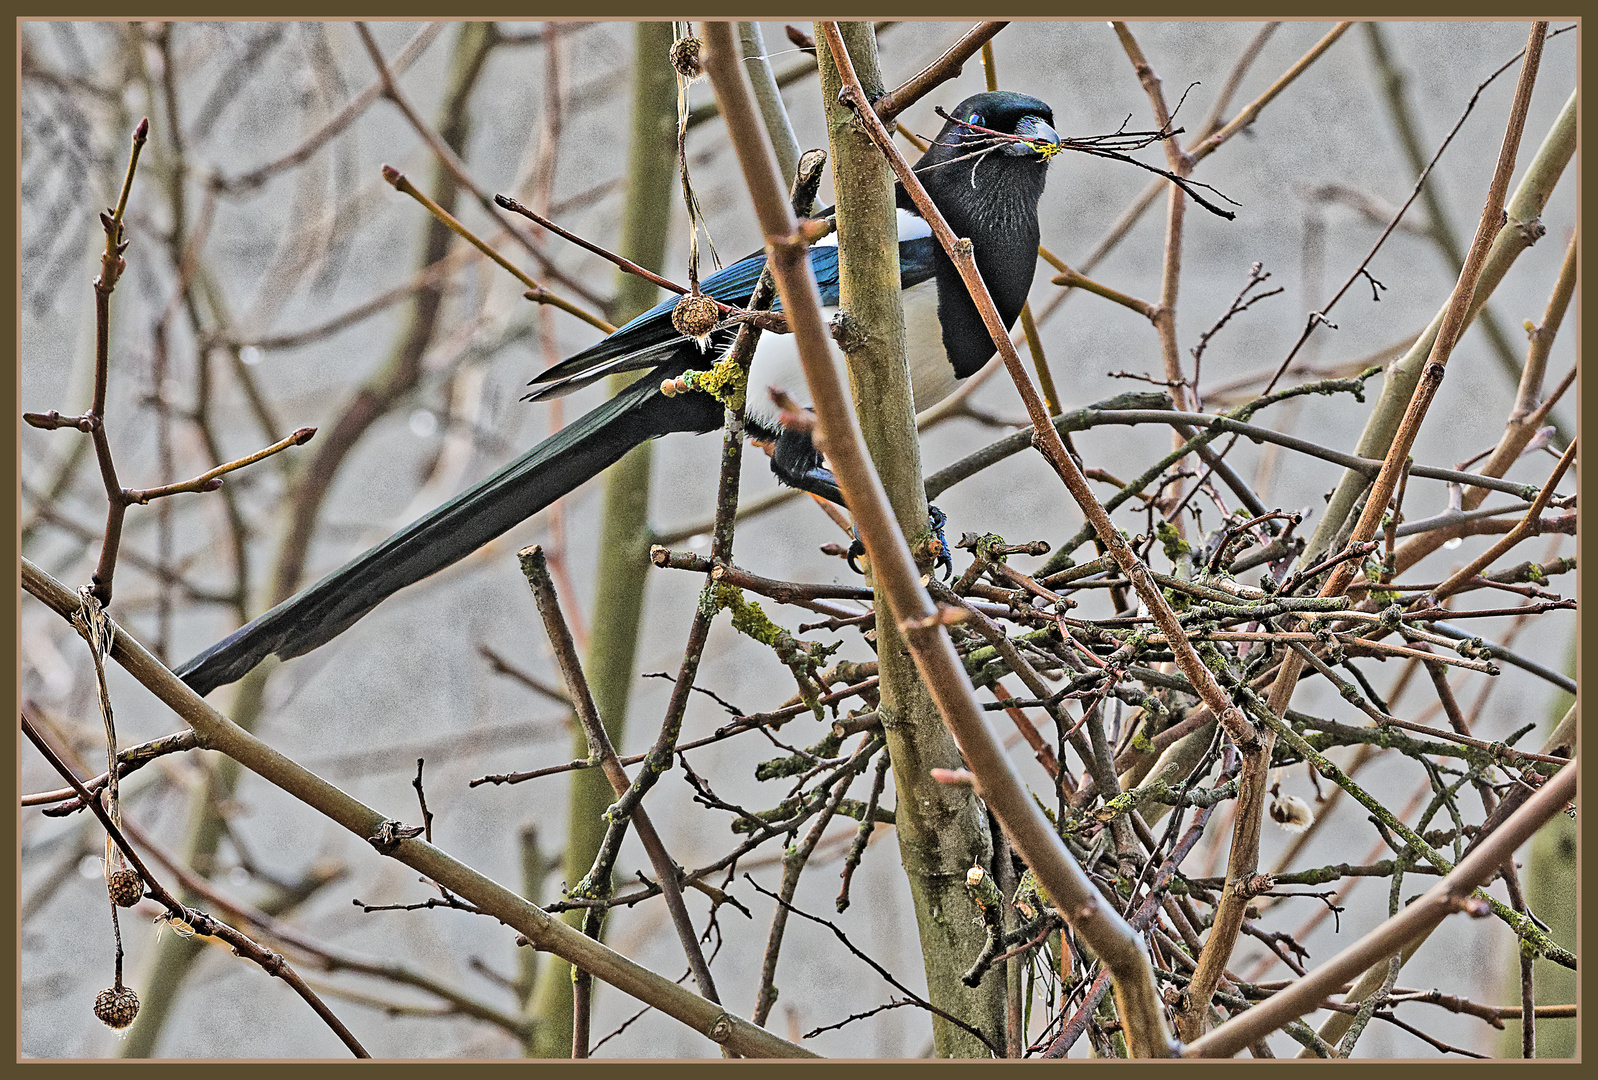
175;369;722;697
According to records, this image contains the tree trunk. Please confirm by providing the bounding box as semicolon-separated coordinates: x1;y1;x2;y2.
816;21;1006;1058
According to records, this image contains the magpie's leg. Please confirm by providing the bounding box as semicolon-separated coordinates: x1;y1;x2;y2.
746;414;846;504
754;417;953;580
926;505;953;579
843;503;952;579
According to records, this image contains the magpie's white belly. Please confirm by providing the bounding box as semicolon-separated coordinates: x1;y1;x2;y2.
745;278;957;418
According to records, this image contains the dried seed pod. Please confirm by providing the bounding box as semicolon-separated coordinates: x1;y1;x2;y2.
668;36;703;80
1268;792;1315;833
106;868;144;908
670;292;720;343
93;985;140;1030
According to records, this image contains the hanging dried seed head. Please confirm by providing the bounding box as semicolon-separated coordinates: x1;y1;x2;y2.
106;868;144;908
93;985;140;1030
669;36;703;80
670;292;721;345
1268;792;1315;833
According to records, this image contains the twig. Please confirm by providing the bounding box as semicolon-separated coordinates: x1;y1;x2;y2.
744;874;1000;1055
1431;438;1575;600
475;643;571;706
752;737;880;1025
518;546;722;1011
20;556;817;1059
1185;758;1576;1057
25;729;199;812
20;707;370;1057
119;427;316;504
836;750;893;913
872;22;1009;122
380;166;611;333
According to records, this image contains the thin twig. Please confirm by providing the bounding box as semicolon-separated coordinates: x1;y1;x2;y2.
20;708;370;1057
517;546;722;1011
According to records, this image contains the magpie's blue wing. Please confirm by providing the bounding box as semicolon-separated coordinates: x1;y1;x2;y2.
527;245;844;399
526;203;943;402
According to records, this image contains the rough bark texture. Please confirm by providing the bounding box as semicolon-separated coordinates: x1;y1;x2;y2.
816;21;1005;1058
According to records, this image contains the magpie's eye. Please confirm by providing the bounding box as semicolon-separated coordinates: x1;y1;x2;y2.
967;113;983;126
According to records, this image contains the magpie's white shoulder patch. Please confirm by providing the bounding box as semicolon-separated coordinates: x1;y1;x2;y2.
896;207;933;241
812;207;932;248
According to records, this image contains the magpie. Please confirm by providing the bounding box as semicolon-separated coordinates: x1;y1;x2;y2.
175;91;1059;697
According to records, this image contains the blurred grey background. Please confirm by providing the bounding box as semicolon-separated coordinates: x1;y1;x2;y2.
20;21;1577;1058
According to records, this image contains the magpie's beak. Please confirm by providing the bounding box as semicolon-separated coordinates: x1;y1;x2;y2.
1006;115;1060;157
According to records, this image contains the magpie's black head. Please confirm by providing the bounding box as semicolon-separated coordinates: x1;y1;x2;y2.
936;91;1059;159
911;91;1058;240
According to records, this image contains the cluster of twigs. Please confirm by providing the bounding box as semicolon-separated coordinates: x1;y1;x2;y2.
926;98;1242;220
20;20;1575;1061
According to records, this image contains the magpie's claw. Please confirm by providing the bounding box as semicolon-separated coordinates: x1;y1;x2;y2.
846;537;867;576
847;508;954;579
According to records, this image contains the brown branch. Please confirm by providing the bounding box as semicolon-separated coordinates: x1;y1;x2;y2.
1185;758;1576;1058
1047;262;1157;320
493;192;787;335
475;643;571;706
381;165;613;333
497;192;687;299
24;729;199;811
1112;21;1192;427
19;555;817;1059
873;22;1009;122
517;546;723;1013
1431;437;1575;600
124;427;316;504
19;707;370;1057
80;118;148;604
716;21;1174;1057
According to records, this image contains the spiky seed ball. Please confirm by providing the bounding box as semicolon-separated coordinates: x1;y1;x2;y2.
668;37;703;79
94;985;140;1030
670;292;720;343
107;868;144;908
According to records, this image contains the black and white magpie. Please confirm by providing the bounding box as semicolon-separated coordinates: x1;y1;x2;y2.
175;91;1059;697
